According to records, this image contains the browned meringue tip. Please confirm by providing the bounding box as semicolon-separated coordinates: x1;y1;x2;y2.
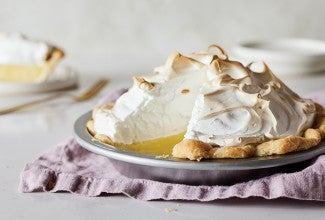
247;61;263;72
165;52;182;68
165;51;204;72
209;58;249;80
247;61;281;84
247;61;274;74
208;44;228;60
133;76;155;91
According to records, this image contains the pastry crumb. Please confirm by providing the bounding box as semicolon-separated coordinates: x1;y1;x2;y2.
165;208;177;213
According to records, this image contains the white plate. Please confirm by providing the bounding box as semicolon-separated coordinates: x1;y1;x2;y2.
0;65;78;95
232;38;325;75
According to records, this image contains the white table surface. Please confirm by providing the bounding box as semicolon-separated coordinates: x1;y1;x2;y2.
1;72;325;220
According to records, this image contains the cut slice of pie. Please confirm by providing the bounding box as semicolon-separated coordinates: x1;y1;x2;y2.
172;50;325;160
87;47;225;155
0;33;64;83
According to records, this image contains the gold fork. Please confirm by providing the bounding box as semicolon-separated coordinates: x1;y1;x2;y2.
0;79;109;116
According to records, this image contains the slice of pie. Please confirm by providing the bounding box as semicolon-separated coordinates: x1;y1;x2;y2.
172;50;325;160
87;48;223;154
0;33;64;83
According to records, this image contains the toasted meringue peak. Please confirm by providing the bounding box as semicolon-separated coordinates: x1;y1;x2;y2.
185;53;317;147
165;52;200;72
93;48;220;144
208;44;228;60
187;45;228;65
133;76;155;91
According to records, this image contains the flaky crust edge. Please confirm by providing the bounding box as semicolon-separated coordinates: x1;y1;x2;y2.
172;103;325;161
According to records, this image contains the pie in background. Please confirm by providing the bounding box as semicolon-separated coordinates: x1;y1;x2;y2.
0;33;64;83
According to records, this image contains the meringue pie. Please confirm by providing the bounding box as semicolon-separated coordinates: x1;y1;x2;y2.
0;33;64;83
88;45;325;159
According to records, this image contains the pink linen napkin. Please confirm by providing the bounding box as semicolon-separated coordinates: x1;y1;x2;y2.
19;89;325;201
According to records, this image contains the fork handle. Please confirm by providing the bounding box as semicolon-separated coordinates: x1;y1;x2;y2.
0;93;65;116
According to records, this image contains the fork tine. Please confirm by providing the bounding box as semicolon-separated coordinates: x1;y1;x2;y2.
73;79;109;101
79;79;108;100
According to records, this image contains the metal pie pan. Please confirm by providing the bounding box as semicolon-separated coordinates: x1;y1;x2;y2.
74;111;325;185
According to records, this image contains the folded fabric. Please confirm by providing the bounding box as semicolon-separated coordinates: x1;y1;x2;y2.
19;89;325;201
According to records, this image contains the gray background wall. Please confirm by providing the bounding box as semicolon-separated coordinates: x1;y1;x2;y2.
1;0;325;73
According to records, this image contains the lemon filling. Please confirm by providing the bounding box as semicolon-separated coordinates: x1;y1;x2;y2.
97;132;185;156
0;65;48;82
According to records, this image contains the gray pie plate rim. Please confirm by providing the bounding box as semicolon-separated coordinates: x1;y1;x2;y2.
74;111;325;171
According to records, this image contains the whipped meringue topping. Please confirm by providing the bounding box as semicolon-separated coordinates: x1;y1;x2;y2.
185;57;317;147
0;33;51;65
93;51;218;144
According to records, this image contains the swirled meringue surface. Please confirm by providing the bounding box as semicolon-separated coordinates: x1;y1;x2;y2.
185;59;316;147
